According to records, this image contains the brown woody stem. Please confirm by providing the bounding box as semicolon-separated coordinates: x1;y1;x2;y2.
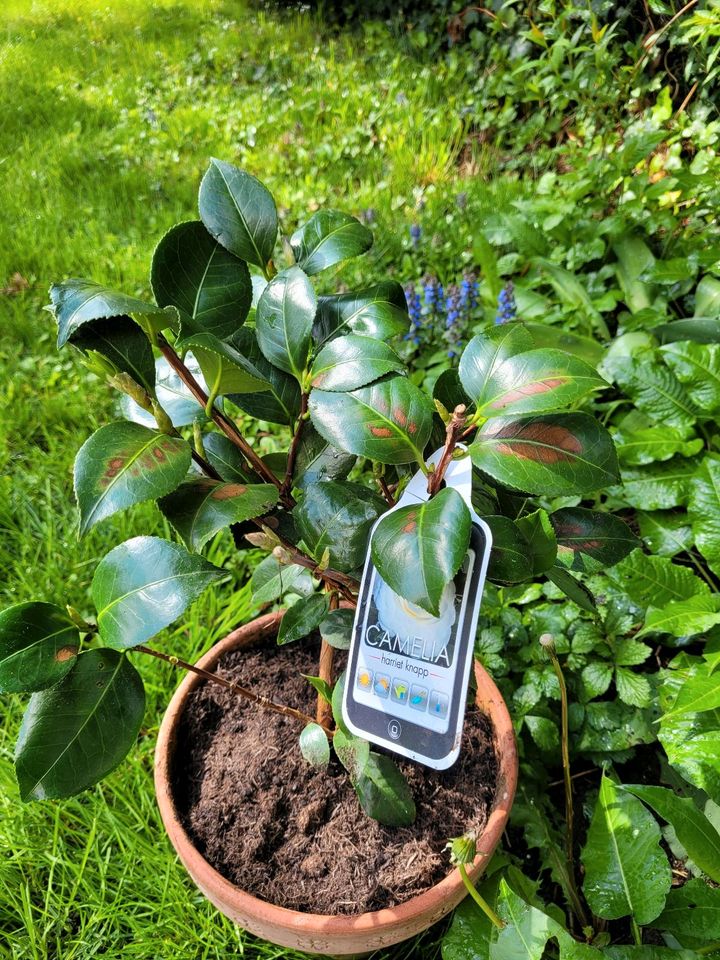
135;644;331;733
157;336;292;505
316;593;337;728
281;393;308;499
427;404;467;496
377;475;397;506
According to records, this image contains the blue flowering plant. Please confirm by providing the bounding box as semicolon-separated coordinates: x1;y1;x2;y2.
0;160;628;829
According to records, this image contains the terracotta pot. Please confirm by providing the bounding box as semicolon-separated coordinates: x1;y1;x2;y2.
155;610;518;957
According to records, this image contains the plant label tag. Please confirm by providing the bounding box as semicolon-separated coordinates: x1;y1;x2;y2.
342;449;492;770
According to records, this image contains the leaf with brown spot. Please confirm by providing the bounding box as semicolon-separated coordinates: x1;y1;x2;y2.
550;506;639;573
158;479;279;551
470;413;619;495
74;422;192;535
370;488;471;616
460;339;606;419
0;602;79;694
309;376;434;465
309;334;404;392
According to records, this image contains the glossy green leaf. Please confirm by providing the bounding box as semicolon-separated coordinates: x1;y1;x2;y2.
433;369;474;419
0;602;79;694
295;480;385;573
659;672;720;803
198;158;277;269
654;317;720;345
616;457;700;510
695;275;720;317
614;425;703;466
226;327;301;425
485;515;534;583
150;220;252;340
524;322;604;365
637;510;694;558
458;327;534;402
49;279;176;346
639;595;720;639
661;341;720;413
516;509;557;575
15;649;145;800
309;335;404;392
546;567;597;614
313;281;409;344
352;752;416;827
178;331;269;395
460;343;605;419
250;556;315;605
91;536;223;649
470;413;619;495
689;456;720;577
70;315;156;394
581;773;671;924
662;664;720;719
333;727;370;780
441;875;502;960
609;549;709;609
611;356;699;432
613;234;657;314
370;487;471;616
576;701;655;755
551;507;639;573
158;479;278;551
277;593;330;645
653;879;720;941
74;423;191;535
255;266;316;381
303;674;332;704
319;608;354;650
292;426;356;489
309;376;434;465
202;433;250;482
623;784;720;883
290;209;372;275
299;722;330;767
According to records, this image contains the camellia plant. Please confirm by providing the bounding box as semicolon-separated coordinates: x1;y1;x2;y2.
0;159;634;825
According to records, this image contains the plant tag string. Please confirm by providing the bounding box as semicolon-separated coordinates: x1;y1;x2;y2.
342;447;492;770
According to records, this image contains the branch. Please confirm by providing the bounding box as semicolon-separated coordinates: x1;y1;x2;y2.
427;404;467;496
281;392;308;499
157;336;293;505
135;644;331;734
316;592;337;728
377;475;397;506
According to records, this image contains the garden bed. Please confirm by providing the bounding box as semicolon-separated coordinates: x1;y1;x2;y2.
172;637;499;915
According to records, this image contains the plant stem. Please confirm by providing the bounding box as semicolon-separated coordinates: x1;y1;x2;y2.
427;404;467;496
316;592;337;729
281;393;308;499
631;918;642;946
458;864;504;930
157;336;290;504
377;475;396;506
134;644;331;734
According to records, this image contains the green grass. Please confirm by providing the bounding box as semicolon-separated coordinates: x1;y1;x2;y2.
0;1;477;955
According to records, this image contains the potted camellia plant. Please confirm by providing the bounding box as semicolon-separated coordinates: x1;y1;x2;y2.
0;160;635;955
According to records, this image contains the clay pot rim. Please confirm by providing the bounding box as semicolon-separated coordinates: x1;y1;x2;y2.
154;609;518;933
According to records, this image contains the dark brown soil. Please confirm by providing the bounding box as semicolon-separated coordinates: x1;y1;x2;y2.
172;637;499;915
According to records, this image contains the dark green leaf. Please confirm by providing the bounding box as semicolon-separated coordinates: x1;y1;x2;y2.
49;279;175;346
177;331;269;395
70;315;156;394
485;515;534;583
226;327;301;425
433;369;474;418
331;670;350;735
546;567;597;614
334;727;370;780
319;608;354;650
352;752;416;827
198;158;277;269
654;318;720;345
441;875;502;960
516;509;557;575
277;593;330;645
470;413;619;495
637;510;694;558
689;456;720;577
290;210;372;275
309;376;434;465
551;507;639;573
303;674;332;704
255;266;316;381
313;281;409;344
653;879;720;941
609;549;709;608
370;487;471;616
15;649;145;800
250;556;314;605
292;426;356;489
74;423;191;535
299;722;330;767
150;220;252;340
202;433;250;482
581;773;671;924
695;276;720;317
309;335;404;392
623;784;720;883
91;536;223;649
295;480;385;573
0;602;79;694
158;479;279;551
661;341;720;413
458;327;534;403
576;701;655;754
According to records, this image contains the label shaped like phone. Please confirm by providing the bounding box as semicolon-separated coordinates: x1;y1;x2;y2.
342;518;492;770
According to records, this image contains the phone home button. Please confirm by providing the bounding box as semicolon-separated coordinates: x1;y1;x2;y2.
388;719;402;740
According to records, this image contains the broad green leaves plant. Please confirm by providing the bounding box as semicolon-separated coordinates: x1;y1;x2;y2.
255;266;317;382
0;603;78;693
290;210;372;275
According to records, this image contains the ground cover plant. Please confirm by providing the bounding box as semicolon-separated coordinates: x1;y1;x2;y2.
2;0;720;957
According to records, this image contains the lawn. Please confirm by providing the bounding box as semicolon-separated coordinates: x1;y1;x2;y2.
3;0;720;957
0;1;477;956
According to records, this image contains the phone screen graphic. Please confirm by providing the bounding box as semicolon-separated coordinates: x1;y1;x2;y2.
343;522;491;769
